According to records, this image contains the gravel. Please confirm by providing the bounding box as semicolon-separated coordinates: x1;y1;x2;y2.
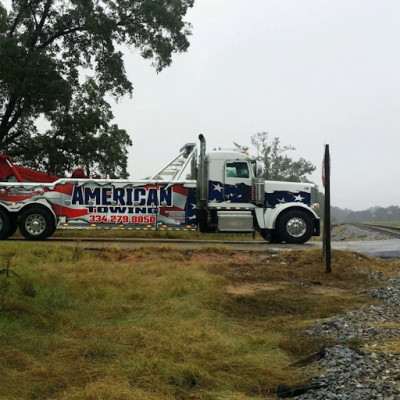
297;346;400;400
331;224;392;242
281;275;400;400
276;224;400;399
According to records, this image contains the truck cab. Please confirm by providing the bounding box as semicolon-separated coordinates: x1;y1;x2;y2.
196;135;320;244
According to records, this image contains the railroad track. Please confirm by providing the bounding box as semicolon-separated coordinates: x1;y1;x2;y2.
351;223;400;239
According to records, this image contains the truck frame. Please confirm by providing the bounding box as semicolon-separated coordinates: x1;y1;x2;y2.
0;135;320;243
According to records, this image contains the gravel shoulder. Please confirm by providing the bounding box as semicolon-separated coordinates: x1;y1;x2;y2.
280;224;400;400
331;224;394;242
292;275;400;400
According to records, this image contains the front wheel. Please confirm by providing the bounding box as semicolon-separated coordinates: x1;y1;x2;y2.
18;207;55;240
276;210;313;244
259;229;282;243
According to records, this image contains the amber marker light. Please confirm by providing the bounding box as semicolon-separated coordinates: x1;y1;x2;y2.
312;203;320;210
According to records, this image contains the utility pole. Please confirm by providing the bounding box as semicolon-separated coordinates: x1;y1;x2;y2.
322;145;331;273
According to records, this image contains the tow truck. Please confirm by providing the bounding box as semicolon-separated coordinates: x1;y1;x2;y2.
0;135;320;243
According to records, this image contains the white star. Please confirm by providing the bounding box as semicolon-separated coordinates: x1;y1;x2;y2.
293;194;305;202
278;198;286;203
191;203;196;209
188;215;196;220
213;183;223;192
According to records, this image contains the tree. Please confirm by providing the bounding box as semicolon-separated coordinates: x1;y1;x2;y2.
7;79;132;177
0;0;194;176
250;132;316;182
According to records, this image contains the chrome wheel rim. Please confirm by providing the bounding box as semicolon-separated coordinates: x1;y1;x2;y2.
286;217;307;238
25;214;46;236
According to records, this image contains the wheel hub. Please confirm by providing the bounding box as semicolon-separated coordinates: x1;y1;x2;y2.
25;214;46;235
286;217;307;238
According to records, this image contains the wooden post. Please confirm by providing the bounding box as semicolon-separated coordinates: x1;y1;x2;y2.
323;145;332;273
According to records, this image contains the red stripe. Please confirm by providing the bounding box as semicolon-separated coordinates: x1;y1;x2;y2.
59;206;89;218
54;183;75;195
171;185;188;195
159;206;185;217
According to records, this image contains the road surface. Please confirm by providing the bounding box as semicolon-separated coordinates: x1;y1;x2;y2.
331;239;400;259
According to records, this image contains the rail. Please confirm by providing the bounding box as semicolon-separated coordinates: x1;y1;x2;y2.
350;223;400;239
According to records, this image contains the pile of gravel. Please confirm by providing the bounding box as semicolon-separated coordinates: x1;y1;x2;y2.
281;275;400;399
297;346;400;400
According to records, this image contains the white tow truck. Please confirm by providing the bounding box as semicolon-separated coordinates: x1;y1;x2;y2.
0;135;320;243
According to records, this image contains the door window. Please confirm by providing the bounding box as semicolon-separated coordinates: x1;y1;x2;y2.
225;162;250;178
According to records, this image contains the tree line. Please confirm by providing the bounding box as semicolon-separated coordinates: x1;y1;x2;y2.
331;205;400;223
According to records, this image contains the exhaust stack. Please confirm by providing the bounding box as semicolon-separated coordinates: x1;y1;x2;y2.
197;134;207;206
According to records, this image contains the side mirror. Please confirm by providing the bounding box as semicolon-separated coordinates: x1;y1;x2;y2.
254;160;263;177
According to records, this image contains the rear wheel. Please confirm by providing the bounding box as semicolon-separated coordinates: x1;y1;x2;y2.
276;210;313;244
197;209;215;233
7;216;18;238
18;207;55;240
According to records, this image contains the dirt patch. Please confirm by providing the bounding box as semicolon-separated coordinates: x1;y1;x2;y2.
311;286;350;296
190;253;234;264
226;282;289;295
226;282;351;297
190;251;269;265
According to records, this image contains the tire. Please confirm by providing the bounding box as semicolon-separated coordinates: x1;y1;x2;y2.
18;207;55;240
276;210;313;244
0;208;11;240
259;229;269;241
197;209;214;233
7;216;18;238
259;229;282;243
270;230;283;243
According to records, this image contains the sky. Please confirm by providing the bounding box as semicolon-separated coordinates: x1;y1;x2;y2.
5;0;392;212
3;1;400;211
110;0;400;211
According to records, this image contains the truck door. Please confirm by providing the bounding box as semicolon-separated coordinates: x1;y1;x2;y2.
224;161;252;203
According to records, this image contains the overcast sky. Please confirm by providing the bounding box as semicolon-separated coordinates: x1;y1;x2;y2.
111;0;399;211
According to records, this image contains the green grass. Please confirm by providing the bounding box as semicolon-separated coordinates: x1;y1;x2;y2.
0;244;398;399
